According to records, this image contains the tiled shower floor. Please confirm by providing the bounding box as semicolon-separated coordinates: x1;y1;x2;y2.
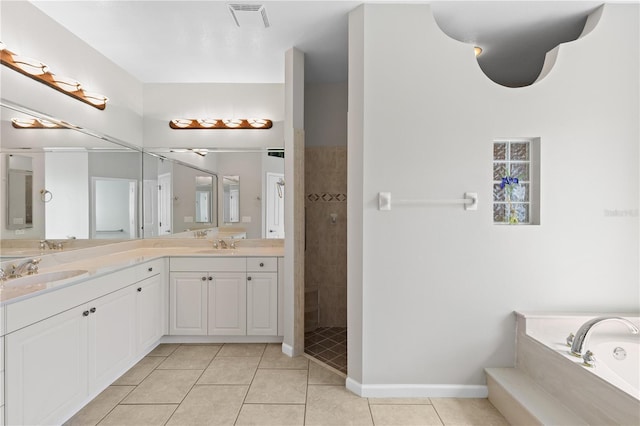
304;327;347;374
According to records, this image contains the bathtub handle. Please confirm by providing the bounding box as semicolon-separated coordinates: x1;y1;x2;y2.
582;350;596;368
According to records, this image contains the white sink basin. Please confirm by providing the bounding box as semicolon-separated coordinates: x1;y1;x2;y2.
2;269;89;288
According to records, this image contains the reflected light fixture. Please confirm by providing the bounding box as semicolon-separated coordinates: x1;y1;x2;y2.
11;118;64;129
0;41;108;110
169;118;272;129
474;46;483;57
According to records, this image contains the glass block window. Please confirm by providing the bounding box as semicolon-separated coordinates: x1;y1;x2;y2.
493;140;532;224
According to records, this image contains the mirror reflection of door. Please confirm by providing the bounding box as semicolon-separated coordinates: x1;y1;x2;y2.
91;177;137;239
265;172;284;238
195;176;213;223
6;155;33;230
158;173;172;235
223;176;240;223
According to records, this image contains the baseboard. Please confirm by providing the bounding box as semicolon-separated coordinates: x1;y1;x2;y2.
346;377;488;398
281;342;294;357
160;335;284;344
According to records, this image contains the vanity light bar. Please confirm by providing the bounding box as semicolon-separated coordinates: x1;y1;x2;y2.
0;41;108;110
169;118;272;130
11;118;64;129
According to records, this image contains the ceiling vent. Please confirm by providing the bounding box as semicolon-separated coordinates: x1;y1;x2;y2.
228;4;270;28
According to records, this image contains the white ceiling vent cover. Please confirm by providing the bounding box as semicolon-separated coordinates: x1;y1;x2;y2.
228;4;270;28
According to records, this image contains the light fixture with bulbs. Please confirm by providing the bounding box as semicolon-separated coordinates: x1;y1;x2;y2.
169;118;273;130
0;41;108;110
11;118;65;129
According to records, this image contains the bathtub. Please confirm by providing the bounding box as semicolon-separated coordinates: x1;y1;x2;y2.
515;312;640;425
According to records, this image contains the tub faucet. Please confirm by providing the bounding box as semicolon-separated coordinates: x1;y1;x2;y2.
570;316;639;357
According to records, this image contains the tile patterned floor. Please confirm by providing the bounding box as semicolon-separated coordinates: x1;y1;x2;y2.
65;343;509;426
304;327;347;374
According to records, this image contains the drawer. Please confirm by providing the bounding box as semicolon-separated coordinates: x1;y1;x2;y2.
247;257;277;272
170;257;246;272
133;258;165;282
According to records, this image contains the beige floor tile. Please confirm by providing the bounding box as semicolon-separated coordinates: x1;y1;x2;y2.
166;384;248;425
157;344;221;369
258;351;309;369
245;369;308;404
369;397;432;405
122;369;202;404
112;356;164;386
370;404;443;426
64;386;134;426
430;398;509;426
235;404;305;426
97;404;177;425
216;343;266;357
308;361;345;385
262;343;285;357
305;385;373;426
147;343;180;357
197;356;260;385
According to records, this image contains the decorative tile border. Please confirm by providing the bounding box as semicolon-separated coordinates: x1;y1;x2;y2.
307;193;347;202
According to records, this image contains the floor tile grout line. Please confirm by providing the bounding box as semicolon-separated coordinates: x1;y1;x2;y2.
232;343;267;425
161;343;223;425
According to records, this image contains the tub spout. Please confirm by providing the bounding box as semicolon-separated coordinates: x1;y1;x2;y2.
570;316;639;357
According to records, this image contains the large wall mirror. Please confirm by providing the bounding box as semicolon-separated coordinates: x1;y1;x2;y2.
1;100;283;260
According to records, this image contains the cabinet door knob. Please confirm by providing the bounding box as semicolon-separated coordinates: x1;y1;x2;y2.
148;267;153;272
247;276;252;281
82;310;90;317
201;276;207;281
90;307;96;313
208;276;213;281
260;262;264;267
137;287;142;292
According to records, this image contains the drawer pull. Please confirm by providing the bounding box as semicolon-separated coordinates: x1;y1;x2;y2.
82;310;90;317
201;276;207;281
148;267;153;272
90;307;96;313
137;287;142;292
247;276;252;281
208;276;213;281
260;262;264;267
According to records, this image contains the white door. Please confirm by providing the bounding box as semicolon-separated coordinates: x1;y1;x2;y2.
87;286;137;392
143;179;158;237
5;306;88;426
170;272;208;335
265;172;285;238
247;272;278;336
136;273;165;352
158;173;172;236
91;177;138;239
208;273;247;335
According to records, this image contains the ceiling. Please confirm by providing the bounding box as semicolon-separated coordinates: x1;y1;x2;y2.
30;1;612;87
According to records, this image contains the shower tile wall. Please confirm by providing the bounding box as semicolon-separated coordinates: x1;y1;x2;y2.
305;146;347;329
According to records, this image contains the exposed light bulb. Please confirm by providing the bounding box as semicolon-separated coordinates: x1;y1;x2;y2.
474;46;483;57
223;119;243;128
197;119;218;128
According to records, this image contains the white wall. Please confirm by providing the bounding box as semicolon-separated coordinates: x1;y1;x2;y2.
0;1;143;146
305;83;348;147
348;3;639;396
143;84;284;150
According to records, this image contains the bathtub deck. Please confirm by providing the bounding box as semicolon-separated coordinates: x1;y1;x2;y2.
486;367;587;426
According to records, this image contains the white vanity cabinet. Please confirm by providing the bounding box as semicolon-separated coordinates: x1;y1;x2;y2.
3;258;166;426
169;257;246;336
1;333;5;426
246;258;278;336
169;256;280;337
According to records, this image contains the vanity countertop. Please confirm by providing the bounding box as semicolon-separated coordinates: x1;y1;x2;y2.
0;240;284;305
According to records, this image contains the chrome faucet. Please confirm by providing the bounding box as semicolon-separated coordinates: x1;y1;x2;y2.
9;258;41;278
0;268;7;282
40;240;64;250
218;239;228;249
570;316;639;357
